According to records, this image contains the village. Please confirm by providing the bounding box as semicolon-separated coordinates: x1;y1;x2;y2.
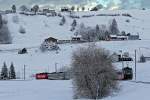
0;4;142;81
0;2;150;100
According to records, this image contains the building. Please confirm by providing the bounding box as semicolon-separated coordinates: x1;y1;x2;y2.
61;7;70;12
5;10;13;14
72;35;82;41
111;52;133;62
43;9;56;15
71;35;86;43
44;37;58;43
109;35;128;41
128;34;140;40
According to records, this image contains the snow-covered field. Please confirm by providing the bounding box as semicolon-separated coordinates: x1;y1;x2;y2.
0;9;150;100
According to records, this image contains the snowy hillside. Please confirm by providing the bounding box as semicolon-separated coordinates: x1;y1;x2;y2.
0;9;150;100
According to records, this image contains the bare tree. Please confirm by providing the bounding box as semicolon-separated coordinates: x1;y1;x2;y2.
32;5;39;14
0;23;12;44
19;5;29;12
72;45;118;99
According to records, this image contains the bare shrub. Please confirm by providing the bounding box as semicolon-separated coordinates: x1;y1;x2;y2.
72;44;118;99
19;26;26;34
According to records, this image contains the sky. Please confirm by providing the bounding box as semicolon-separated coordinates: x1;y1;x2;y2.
0;0;149;10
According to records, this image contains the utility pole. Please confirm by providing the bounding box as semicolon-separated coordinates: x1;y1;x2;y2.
55;63;58;73
135;50;137;81
24;65;26;80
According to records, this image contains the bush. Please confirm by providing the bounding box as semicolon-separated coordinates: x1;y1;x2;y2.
72;45;118;99
126;19;130;23
19;26;26;34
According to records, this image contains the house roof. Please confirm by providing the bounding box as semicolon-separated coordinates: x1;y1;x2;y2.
45;37;58;42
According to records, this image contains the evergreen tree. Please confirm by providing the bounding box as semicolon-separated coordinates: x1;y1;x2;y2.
96;24;100;33
60;16;66;26
12;5;16;13
82;6;85;11
71;6;75;11
77;7;79;11
1;62;8;80
0;14;3;28
9;62;16;79
71;19;77;27
109;19;119;35
70;19;77;31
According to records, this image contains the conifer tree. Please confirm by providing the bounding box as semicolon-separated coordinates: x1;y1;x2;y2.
12;5;16;13
1;62;8;80
9;62;16;79
109;19;119;35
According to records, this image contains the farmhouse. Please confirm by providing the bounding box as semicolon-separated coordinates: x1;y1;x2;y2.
109;35;128;41
111;52;133;62
128;34;140;40
71;35;86;43
61;7;70;12
5;10;13;14
44;37;58;43
72;35;82;41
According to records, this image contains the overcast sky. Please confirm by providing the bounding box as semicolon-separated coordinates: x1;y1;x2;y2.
0;0;149;10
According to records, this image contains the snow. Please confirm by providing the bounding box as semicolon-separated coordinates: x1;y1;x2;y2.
0;80;72;100
0;9;150;100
